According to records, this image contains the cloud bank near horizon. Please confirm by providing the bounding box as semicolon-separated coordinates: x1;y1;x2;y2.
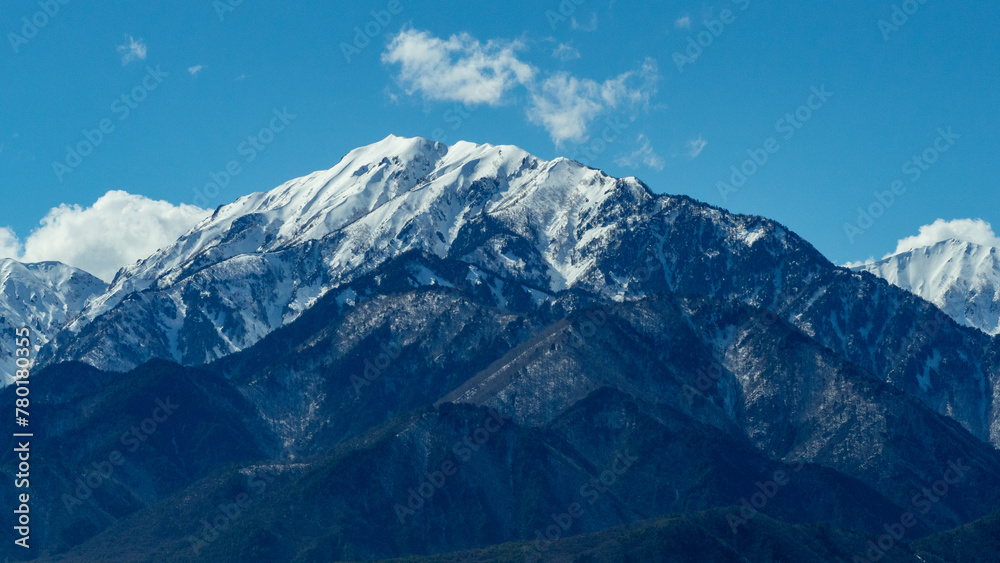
0;191;209;282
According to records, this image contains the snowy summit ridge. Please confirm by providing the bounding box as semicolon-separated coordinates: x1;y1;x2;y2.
98;135;647;295
47;135;657;371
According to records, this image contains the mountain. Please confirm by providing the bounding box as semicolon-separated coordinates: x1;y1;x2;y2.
0;360;274;558
373;510;938;563
38;136;1000;451
373;507;1000;563
8;276;1000;561
911;507;1000;562
41;135;653;372
0;259;106;385
7;135;1000;561
852;239;1000;336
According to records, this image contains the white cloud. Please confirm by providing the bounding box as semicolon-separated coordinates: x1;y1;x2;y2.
117;36;147;65
891;219;1000;256
382;29;535;106
0;227;21;260
235;73;247;81
188;65;205;76
615;134;665;171
527;58;659;145
572;13;599;32
687;135;708;159
552;43;581;61
5;191;209;282
675;16;692;29
526;74;605;145
842;258;876;268
383;29;659;146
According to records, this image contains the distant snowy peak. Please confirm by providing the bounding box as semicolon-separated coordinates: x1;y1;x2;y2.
854;239;1000;335
0;259;106;325
0;259;106;384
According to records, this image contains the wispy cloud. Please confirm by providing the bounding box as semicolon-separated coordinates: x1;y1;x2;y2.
843;258;876;268
675;15;692;29
687;135;708;159
382;29;534;106
383;29;660;146
527;58;659;145
552;43;581;61
527;74;605;145
117;36;147;65
235;73;247;81
0;227;20;260
615;134;665;171
188;65;205;77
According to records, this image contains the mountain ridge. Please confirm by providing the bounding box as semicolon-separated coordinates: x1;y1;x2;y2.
39;135;660;371
0;258;106;384
26;136;1000;453
853;238;1000;336
3;135;1000;560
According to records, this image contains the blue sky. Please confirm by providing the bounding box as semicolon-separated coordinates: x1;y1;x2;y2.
1;0;997;277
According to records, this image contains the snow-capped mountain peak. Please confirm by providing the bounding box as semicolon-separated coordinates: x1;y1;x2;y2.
52;135;655;371
853;238;1000;335
105;136;542;286
0;259;106;384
